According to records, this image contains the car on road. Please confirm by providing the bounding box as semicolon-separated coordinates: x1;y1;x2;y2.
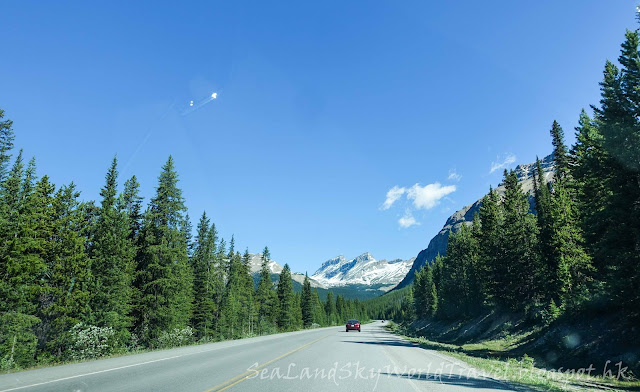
345;319;361;332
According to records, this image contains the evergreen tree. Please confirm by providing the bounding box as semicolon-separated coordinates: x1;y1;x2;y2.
533;156;556;301
335;294;346;322
0;109;15;184
499;169;541;310
276;264;296;331
311;289;326;326
570;110;610;273
255;247;277;332
301;274;313;328
121;175;144;242
550;121;570;181
324;291;336;324
190;212;216;339
239;249;257;336
89;157;136;345
412;266;427;318
40;183;92;357
134;156;193;345
478;186;503;303
593;32;640;310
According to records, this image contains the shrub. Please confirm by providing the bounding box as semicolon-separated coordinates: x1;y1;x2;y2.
69;323;115;361
156;327;193;349
0;312;39;370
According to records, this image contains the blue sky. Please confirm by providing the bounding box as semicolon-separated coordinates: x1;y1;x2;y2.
1;1;637;273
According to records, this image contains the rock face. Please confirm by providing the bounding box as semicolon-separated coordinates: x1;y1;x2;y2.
394;154;556;290
311;252;415;290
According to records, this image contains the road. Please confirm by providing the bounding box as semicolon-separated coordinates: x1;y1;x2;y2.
0;322;521;392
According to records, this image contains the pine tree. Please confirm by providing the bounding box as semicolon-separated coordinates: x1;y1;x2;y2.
89;157;136;345
533;156;556;301
276;264;296;331
324;291;336;324
412;266;427;318
592;32;640;310
499;169;541;311
335;294;346;322
121;175;144;242
550;121;570;181
190;212;216;339
301;274;313;328
311;289;326;326
255;247;277;333
134;156;193;345
478;186;503;303
239;249;257;336
0;109;15;184
40;183;92;357
570;110;610;273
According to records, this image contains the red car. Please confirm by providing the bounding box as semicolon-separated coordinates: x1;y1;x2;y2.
345;319;361;332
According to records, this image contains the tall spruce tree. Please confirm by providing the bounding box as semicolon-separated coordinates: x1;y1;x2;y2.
478;186;503;303
592;31;640;310
134;156;193;345
190;212;216;339
40;183;92;357
499;170;541;310
255;247;277;332
276;264;296;330
89;157;136;345
301;274;313;328
0;109;15;184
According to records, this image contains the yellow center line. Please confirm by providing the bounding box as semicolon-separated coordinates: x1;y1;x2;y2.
203;333;331;392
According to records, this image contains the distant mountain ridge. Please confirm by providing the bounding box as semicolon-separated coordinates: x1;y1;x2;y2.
246;253;327;289
246;252;413;297
312;252;415;291
394;154;556;290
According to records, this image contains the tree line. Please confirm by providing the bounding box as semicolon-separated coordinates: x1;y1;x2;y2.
0;124;366;370
409;24;640;325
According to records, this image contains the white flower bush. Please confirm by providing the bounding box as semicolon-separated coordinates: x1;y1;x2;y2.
156;327;193;348
70;323;115;360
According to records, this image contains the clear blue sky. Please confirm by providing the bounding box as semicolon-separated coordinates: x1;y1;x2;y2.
1;1;637;273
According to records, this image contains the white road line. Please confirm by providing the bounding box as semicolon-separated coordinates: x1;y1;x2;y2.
0;354;188;392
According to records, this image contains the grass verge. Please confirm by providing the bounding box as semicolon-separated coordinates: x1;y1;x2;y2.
387;322;640;392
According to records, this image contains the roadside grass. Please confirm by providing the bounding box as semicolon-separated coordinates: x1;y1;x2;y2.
387;322;640;392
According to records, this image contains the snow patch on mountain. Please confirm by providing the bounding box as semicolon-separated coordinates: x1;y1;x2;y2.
311;252;415;288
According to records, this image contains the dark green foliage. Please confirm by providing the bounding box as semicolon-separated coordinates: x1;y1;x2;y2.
301;274;313;328
0;109;15;184
134;156;193;345
40;183;92;357
255;247;277;332
276;264;297;330
89;157;136;346
499;169;541;310
590;30;640;312
190;212;217;339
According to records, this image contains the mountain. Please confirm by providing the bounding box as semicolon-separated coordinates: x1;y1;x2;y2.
247;254;327;289
394;154;556;290
312;252;415;292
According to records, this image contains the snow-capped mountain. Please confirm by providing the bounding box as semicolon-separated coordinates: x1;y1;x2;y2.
247;254;327;289
311;252;415;291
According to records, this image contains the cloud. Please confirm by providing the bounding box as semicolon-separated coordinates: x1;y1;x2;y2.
490;153;516;174
381;186;406;210
398;211;419;228
407;183;457;210
448;169;462;182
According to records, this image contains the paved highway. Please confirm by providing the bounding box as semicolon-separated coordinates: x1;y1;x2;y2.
0;322;521;391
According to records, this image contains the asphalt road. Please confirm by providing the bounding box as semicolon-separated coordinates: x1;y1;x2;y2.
0;322;521;392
